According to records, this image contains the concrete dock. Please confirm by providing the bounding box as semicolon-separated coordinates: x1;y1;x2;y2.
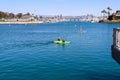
111;28;120;64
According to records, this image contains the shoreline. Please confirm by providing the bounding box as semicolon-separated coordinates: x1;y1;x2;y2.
0;21;43;24
100;20;120;23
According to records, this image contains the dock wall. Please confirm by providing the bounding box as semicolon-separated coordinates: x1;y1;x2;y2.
112;28;120;64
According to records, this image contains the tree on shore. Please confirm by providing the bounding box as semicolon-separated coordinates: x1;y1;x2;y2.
8;13;15;19
0;11;32;20
101;7;112;20
16;13;23;18
0;11;8;19
25;12;30;16
107;7;112;17
101;9;107;20
0;11;15;19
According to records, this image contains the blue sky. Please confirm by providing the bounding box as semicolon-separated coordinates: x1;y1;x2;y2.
0;0;119;16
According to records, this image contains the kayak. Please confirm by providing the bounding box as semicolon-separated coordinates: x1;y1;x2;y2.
54;40;71;44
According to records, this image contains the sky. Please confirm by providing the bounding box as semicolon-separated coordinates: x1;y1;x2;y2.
0;0;119;16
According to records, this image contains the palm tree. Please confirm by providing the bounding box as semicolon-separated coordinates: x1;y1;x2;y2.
101;9;107;20
107;7;112;17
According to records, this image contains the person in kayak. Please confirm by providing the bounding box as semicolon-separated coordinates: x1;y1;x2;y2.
62;39;65;42
57;37;61;41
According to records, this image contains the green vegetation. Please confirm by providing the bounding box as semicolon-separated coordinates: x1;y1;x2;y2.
107;7;112;17
101;7;112;18
101;9;107;20
100;7;120;23
0;11;31;19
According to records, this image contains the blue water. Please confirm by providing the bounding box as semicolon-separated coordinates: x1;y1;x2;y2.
0;21;120;80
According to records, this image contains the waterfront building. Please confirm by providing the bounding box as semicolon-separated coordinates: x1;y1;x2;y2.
114;10;120;20
108;10;120;20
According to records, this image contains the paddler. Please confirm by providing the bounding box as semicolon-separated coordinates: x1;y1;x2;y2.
62;39;65;42
57;37;61;41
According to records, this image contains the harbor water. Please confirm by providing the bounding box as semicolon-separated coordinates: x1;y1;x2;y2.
0;21;120;80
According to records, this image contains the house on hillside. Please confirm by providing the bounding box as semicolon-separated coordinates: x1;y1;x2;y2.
20;14;35;22
114;10;120;20
108;10;120;20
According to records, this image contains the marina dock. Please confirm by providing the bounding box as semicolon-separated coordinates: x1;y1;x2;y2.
111;28;120;63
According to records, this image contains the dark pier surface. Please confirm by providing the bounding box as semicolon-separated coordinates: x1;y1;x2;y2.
111;28;120;64
111;45;120;64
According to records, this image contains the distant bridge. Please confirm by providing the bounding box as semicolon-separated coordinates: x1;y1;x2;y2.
68;18;82;21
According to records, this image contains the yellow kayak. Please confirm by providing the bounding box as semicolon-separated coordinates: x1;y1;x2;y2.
54;40;71;44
